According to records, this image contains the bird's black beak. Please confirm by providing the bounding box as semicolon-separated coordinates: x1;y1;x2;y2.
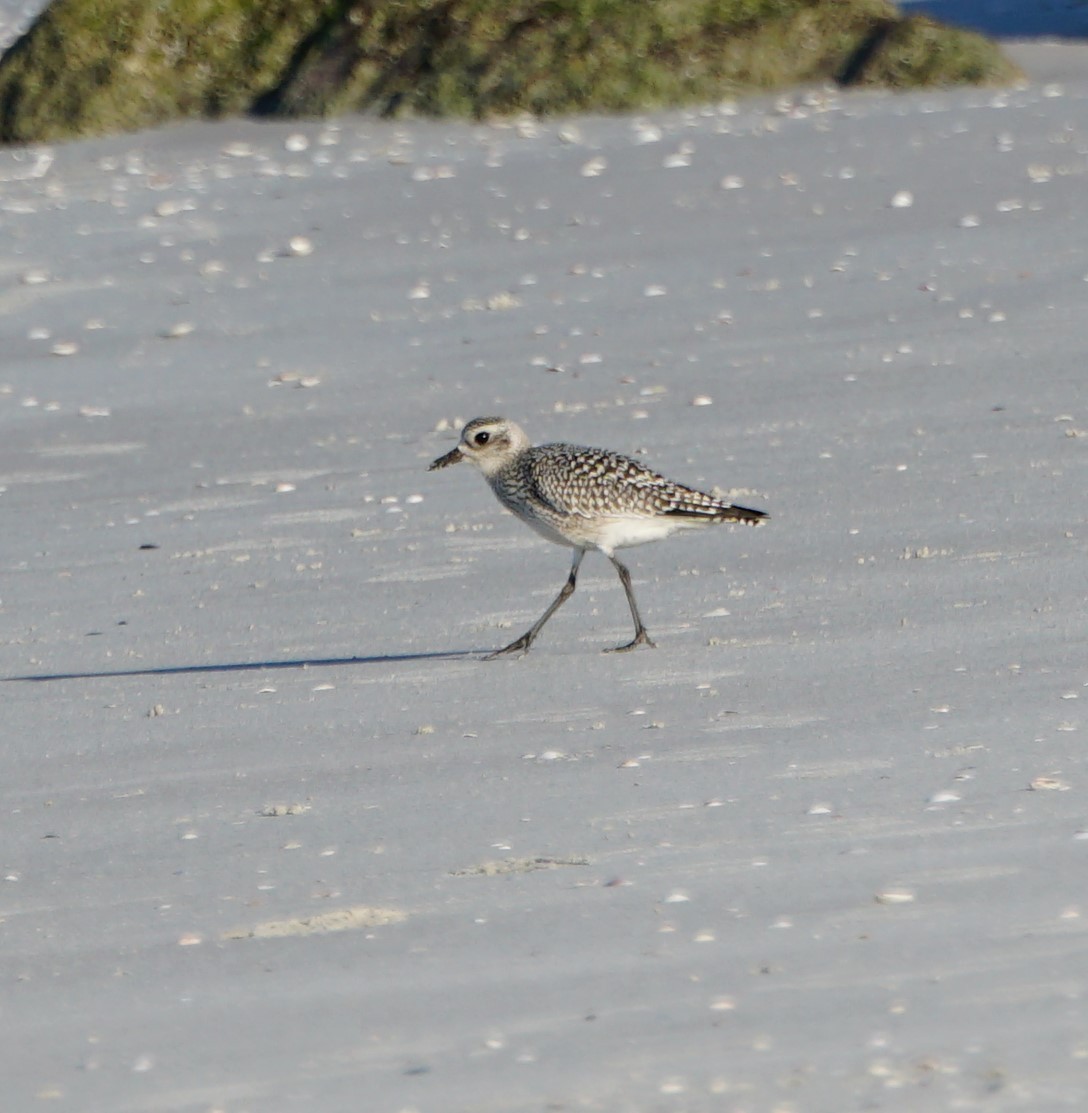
429;446;463;471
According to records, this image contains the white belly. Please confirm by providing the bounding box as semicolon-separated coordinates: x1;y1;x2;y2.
517;508;701;555
590;514;700;553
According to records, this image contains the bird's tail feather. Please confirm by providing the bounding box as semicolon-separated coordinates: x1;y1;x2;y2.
665;503;768;524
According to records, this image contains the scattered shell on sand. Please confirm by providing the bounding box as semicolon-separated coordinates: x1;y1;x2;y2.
50;341;79;356
580;156;607;178
259;803;310;817
269;371;321;388
663;145;693;169
875;888;916;905
1030;776;1069;791
221;141;256;158
285;235;314;257
154;198;194;217
411;164;456;181
480;292;522;311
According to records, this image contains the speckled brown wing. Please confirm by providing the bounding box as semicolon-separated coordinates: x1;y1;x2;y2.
525;444;765;523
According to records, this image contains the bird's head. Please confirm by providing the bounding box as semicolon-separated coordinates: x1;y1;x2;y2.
429;417;530;478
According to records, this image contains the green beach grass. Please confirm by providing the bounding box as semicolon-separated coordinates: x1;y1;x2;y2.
0;0;1020;144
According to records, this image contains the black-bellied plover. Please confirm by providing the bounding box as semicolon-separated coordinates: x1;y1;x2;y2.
429;417;767;657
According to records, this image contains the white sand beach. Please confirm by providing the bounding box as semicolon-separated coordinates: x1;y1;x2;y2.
2;4;1087;1110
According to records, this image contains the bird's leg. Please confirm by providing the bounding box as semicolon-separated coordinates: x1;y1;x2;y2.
485;549;584;659
603;554;656;653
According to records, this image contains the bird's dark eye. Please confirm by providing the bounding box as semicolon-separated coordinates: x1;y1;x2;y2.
473;431;490;446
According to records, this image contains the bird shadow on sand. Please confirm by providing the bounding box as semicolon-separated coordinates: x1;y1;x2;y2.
4;649;486;683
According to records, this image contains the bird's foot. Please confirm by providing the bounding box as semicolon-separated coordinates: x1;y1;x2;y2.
603;629;656;654
484;633;534;660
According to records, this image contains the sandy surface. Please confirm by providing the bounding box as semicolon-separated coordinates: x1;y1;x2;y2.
3;12;1088;1113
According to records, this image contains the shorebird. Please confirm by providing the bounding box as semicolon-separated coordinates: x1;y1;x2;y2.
429;417;767;657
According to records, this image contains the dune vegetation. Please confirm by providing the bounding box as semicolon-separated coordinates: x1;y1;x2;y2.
0;0;1019;144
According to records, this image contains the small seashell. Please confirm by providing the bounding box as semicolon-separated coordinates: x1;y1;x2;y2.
875;888;916;905
1030;776;1069;791
154;199;193;217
